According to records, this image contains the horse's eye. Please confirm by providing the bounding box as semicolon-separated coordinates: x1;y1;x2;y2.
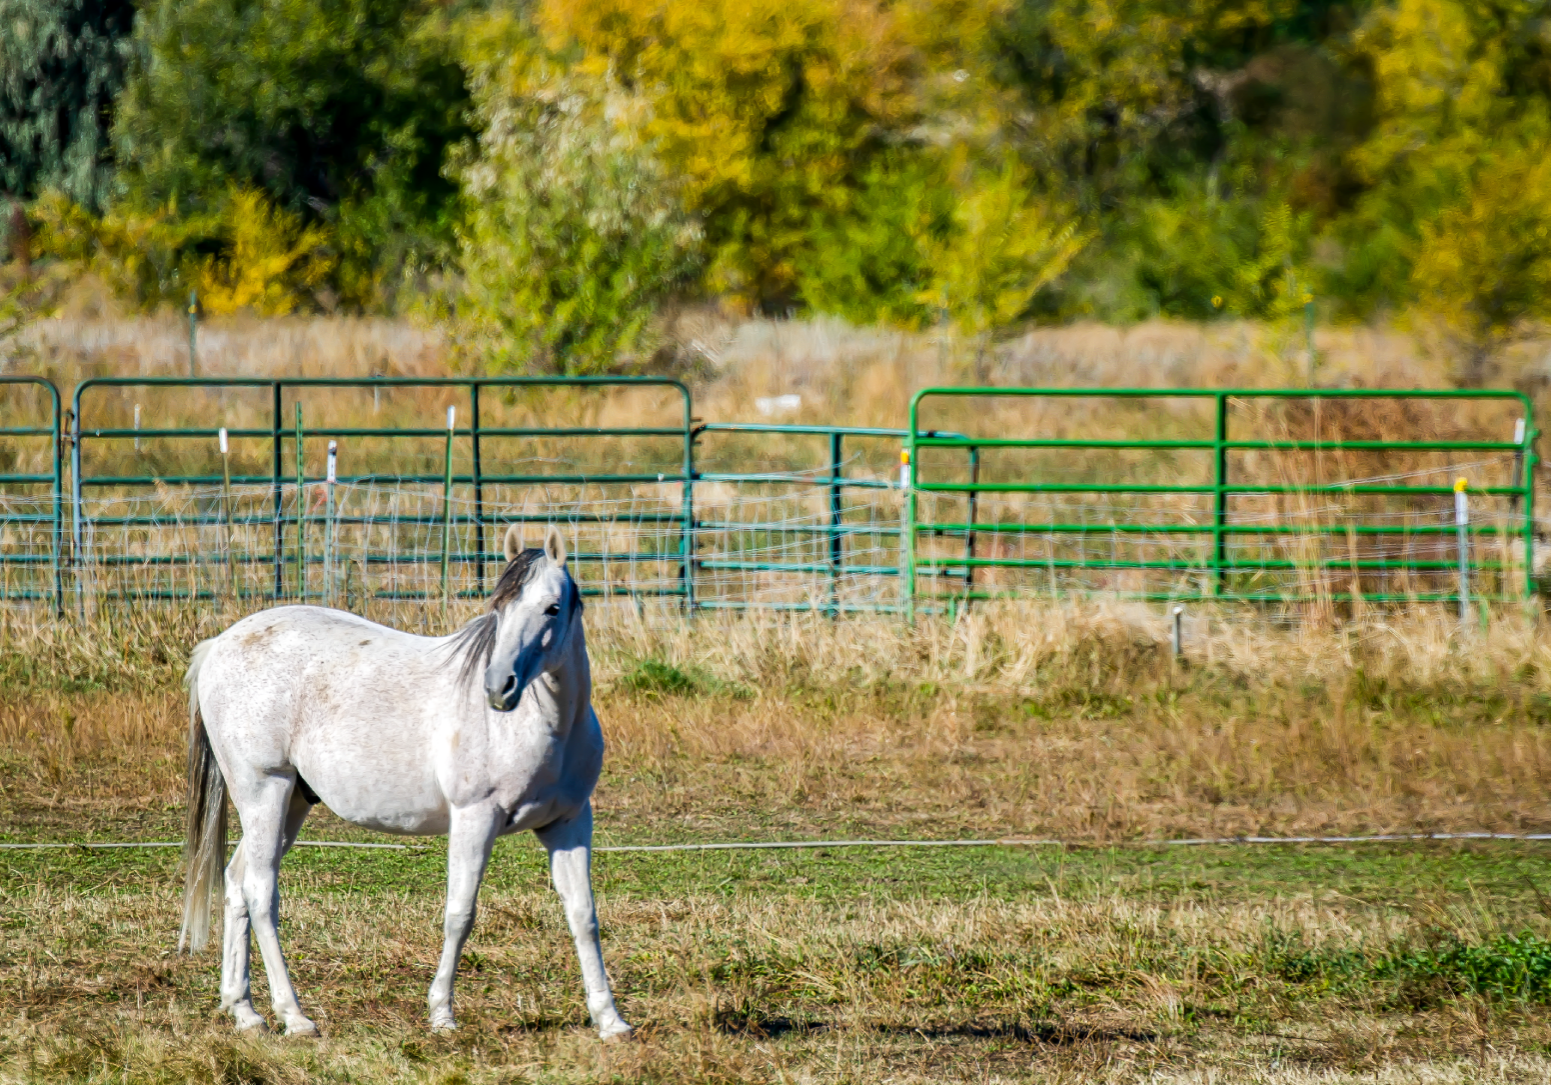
544;604;560;616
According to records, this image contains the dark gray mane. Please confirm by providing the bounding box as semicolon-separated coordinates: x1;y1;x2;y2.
446;548;583;685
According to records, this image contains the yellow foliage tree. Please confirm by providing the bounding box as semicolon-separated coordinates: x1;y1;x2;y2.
536;0;1009;307
34;186;333;315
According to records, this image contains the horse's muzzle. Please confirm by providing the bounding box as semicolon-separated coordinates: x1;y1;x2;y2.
486;672;519;712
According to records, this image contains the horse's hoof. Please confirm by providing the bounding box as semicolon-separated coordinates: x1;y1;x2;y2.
283;1018;320;1039
430;1014;457;1034
599;1022;634;1043
231;1008;269;1033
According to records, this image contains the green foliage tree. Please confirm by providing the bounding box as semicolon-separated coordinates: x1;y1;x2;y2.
915;156;1089;363
15;0;1551;361
111;0;471;307
0;0;134;210
449;21;703;374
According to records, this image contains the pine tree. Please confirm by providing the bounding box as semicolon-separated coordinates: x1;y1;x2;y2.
0;0;135;209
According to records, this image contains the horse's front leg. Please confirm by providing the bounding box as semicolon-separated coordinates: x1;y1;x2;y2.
536;801;632;1040
428;802;503;1032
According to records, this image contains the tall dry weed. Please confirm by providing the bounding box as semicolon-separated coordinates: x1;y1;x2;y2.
6;601;1549;843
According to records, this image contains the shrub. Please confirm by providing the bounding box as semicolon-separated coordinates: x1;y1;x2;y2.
34;185;334;314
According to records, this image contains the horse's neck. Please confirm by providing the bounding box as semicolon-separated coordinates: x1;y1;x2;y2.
531;620;591;728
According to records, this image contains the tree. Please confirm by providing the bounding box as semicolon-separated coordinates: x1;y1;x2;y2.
34;184;334;313
449;20;703;374
914;155;1089;372
1409;142;1551;386
536;0;1007;311
0;0;134;212
111;0;470;307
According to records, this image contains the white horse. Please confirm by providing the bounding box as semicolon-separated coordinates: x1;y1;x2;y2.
179;525;631;1040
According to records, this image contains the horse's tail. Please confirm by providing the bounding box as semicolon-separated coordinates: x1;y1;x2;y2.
179;638;226;954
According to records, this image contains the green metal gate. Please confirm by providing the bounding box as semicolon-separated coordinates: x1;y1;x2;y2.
905;388;1538;614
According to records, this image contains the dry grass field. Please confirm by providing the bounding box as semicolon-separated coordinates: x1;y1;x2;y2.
5;294;1500;427
7;312;1551;1081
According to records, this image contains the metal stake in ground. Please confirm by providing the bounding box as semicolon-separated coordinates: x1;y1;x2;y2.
324;440;337;608
441;405;455;619
1171;605;1184;659
219;427;236;600
1455;477;1470;629
187;289;198;377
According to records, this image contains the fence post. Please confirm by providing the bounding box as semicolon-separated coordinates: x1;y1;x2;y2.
49;384;63;617
828;430;842;618
1213;393;1228;597
187;289;198;377
220;427;236;602
963;444;979;601
294;403;305;601
901;443;915;622
1171;605;1184;659
680;395;695;615
1515;413;1537;603
1455;477;1469;629
441;405;455;619
324;440;337;608
70;404;81;615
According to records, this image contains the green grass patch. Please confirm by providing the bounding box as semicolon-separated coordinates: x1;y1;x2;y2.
613;657;752;699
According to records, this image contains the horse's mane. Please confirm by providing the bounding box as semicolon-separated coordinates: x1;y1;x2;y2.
446;547;583;686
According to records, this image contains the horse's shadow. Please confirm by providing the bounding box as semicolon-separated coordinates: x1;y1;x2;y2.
715;1010;1157;1045
880;1021;1160;1045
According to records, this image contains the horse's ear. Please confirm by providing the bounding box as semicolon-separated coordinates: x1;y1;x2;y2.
544;524;568;567
503;523;524;562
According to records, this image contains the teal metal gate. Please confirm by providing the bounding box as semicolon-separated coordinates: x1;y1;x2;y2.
0;377;63;611
70;377;694;606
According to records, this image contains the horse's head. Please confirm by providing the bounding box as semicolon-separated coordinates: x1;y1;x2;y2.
478;524;582;712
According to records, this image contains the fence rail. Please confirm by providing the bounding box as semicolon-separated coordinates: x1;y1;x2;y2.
0;378;1540;619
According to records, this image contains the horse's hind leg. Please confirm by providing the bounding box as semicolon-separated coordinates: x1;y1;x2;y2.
219;841;266;1031
537;802;632;1040
234;776;318;1037
220;786;313;1031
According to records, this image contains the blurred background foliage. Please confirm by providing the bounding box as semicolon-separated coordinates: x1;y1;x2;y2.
4;0;1551;378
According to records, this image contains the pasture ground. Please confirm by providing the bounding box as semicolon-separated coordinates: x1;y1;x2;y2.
9;602;1551;1081
7;842;1551;1083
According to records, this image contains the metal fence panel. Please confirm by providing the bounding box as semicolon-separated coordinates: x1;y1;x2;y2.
905;387;1538;617
0;377;62;611
70;377;694;609
0;377;1539;619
